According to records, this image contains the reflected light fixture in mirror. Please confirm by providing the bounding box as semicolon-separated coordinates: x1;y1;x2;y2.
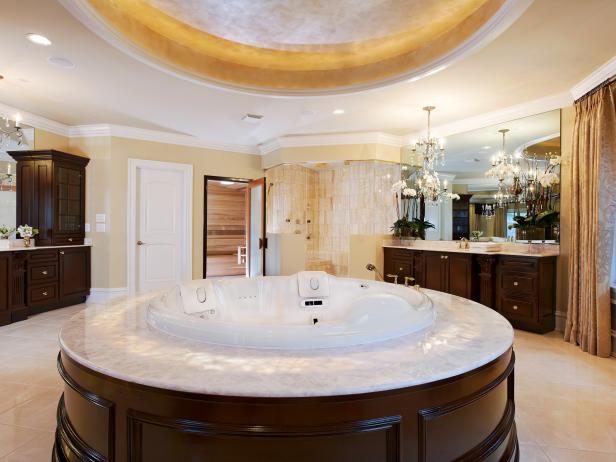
0;114;23;151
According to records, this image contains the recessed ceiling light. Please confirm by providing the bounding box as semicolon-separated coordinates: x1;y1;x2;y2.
482;146;491;149
25;33;52;46
47;56;75;69
332;109;345;115
220;181;235;186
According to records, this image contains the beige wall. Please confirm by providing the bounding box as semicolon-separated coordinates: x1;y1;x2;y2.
34;130;263;288
34;129;70;151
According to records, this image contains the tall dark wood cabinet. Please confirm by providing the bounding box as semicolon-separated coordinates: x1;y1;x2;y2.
9;150;89;245
0;150;92;326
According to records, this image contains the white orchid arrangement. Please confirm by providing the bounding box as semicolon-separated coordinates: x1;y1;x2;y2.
17;224;39;238
0;226;14;239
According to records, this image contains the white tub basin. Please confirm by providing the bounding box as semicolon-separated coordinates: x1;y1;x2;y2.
146;272;435;349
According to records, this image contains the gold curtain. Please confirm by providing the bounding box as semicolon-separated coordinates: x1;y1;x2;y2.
565;79;616;357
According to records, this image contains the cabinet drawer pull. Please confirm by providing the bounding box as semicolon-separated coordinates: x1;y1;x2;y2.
399;267;404;271
68;238;73;242
42;291;48;296
513;305;518;310
41;270;48;275
60;251;65;255
444;255;448;260
513;281;518;286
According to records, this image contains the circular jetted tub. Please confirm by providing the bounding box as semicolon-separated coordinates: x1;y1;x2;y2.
54;272;517;462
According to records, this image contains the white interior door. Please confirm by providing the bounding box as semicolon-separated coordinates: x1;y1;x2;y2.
133;162;191;292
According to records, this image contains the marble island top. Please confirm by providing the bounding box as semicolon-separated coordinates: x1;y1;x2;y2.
384;239;559;257
59;290;513;398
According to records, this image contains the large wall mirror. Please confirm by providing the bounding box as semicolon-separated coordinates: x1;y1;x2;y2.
401;109;561;243
0;118;35;231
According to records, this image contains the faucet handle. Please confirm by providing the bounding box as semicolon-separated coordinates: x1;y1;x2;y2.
404;276;415;287
386;274;399;284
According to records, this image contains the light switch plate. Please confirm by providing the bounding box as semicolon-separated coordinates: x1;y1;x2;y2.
84;223;91;232
84;238;93;245
95;214;106;223
96;223;106;233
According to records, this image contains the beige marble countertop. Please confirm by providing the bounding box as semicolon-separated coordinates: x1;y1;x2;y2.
0;243;91;252
383;240;559;257
59;289;513;398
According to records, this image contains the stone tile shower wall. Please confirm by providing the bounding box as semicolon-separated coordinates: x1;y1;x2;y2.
267;161;398;276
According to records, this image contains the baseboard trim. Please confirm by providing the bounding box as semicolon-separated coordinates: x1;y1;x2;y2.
87;288;129;304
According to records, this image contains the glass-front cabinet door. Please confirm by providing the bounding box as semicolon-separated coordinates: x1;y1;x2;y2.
54;163;85;244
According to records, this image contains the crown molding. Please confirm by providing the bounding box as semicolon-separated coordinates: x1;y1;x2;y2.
259;131;404;155
0;101;70;137
401;92;573;144
570;55;616;100
68;124;259;154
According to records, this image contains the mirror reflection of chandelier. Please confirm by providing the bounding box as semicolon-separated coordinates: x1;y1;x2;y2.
0;114;24;151
485;129;522;207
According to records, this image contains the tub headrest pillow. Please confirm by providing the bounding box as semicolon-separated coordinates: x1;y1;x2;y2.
179;280;216;315
297;271;330;298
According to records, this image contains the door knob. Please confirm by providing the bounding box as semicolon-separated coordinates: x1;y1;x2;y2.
137;240;145;246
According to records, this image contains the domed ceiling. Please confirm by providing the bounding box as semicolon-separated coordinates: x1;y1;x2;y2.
67;0;512;94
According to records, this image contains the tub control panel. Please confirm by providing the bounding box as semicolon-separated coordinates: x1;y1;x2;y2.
300;298;327;309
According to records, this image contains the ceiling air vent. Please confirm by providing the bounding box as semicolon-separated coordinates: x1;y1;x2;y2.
241;113;264;124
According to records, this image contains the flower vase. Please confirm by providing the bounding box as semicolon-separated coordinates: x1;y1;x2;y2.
23;236;31;248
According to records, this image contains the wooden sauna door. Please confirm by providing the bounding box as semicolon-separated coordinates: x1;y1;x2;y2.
204;177;250;278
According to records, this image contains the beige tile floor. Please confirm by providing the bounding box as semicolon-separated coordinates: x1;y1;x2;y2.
1;304;616;461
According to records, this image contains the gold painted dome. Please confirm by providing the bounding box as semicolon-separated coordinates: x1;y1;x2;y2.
74;0;510;93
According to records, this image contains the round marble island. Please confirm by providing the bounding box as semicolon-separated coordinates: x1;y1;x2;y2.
53;289;517;462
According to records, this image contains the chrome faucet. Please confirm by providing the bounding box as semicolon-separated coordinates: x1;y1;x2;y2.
404;276;415;287
458;237;470;249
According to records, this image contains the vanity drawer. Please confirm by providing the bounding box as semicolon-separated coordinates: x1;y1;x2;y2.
28;263;58;284
390;259;412;277
54;236;84;246
28;284;58;305
500;297;534;319
28;250;58;263
498;256;538;272
501;272;535;293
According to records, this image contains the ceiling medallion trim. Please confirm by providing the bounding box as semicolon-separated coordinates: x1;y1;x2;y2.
59;0;533;96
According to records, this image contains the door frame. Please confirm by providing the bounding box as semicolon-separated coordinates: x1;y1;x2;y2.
127;158;193;294
203;175;250;278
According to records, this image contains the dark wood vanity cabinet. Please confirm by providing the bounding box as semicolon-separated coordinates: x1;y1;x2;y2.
495;256;556;333
384;248;473;298
0;247;90;325
8;150;89;246
423;252;473;299
383;248;556;333
0;150;92;325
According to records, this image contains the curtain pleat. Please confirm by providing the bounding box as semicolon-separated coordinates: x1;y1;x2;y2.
564;81;616;357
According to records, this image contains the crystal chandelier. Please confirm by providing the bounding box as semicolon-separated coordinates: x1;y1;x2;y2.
411;106;445;172
485;129;522;207
0;114;24;151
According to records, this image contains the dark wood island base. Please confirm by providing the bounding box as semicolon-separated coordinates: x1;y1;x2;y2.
53;348;517;462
